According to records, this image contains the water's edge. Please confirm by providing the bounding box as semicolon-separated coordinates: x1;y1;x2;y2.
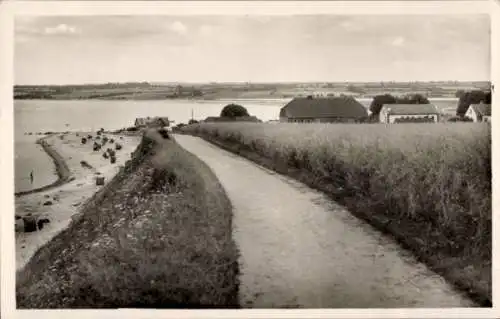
14;135;72;198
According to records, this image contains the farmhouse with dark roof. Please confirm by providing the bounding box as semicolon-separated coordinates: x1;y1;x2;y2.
279;96;368;123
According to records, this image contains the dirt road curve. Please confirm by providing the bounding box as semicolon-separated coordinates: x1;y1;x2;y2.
175;135;476;308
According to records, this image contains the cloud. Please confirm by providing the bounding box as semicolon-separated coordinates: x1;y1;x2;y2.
169;21;188;35
391;36;406;47
339;20;363;32
44;24;79;35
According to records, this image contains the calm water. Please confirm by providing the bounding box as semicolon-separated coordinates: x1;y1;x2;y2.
14;98;458;193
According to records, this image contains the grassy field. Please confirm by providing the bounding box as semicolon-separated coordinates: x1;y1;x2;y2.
16;130;239;308
182;122;491;306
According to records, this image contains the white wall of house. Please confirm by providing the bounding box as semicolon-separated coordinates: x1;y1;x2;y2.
379;109;389;123
465;107;479;122
385;114;438;123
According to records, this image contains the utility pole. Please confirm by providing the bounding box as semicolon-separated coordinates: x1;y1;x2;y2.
191;109;194;122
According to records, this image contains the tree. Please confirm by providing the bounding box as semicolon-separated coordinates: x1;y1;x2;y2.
398;93;430;104
188;119;199;125
220;104;249;118
346;84;365;94
455;89;465;98
369;94;397;118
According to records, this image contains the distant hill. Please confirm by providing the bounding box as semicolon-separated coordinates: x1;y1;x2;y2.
14;81;491;101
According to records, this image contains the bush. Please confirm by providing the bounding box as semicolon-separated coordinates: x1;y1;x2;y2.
81;137;87;144
115;143;122;150
150;167;177;192
448;116;474;122
158;128;170;139
220;104;249;118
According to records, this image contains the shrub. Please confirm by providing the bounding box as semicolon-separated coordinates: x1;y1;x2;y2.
81;137;87;144
448;116;474;122
220;104;249;118
150;167;177;192
115;143;122;150
158;128;170;139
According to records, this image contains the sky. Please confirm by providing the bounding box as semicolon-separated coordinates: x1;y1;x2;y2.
14;14;490;85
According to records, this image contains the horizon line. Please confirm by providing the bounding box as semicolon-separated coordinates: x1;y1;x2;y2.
14;80;492;87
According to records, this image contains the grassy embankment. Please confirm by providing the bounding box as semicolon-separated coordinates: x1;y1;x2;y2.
182;122;491;306
16;129;239;308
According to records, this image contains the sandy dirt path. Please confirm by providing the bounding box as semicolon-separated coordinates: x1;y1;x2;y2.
175;134;476;308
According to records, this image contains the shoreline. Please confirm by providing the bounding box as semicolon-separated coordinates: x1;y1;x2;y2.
15;132;142;271
15;135;72;198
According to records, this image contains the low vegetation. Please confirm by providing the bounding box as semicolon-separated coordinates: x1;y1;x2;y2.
17;129;239;308
182;122;491;306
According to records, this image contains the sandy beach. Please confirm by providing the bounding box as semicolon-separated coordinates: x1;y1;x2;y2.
15;131;141;271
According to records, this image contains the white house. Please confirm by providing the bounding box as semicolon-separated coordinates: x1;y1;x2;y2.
379;104;441;123
465;103;491;123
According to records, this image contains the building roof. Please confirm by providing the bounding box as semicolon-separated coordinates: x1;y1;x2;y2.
280;96;368;119
135;118;147;126
381;103;440;115
469;103;491;117
135;116;170;127
156;117;170;126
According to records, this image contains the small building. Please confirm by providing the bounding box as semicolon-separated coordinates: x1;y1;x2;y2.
379;104;441;123
279;96;368;123
134;116;170;128
465;103;491;123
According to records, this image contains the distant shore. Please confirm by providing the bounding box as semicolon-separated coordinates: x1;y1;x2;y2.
14;81;487;101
